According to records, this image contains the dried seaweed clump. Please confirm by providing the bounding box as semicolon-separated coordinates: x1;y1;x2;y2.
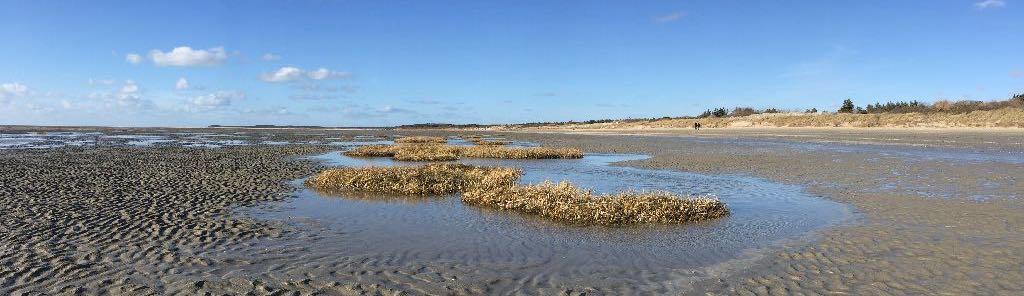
462;181;729;225
394;136;448;144
305;163;520;195
460;146;584;159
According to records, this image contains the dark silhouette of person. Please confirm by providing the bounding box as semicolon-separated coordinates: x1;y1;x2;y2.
694;122;701;130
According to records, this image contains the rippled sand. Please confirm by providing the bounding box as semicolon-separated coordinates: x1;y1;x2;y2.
1;126;1021;295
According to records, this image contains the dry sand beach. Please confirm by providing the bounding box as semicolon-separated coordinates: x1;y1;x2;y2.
1;126;1022;295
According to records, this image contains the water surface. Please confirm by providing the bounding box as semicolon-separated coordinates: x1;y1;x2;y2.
242;151;853;290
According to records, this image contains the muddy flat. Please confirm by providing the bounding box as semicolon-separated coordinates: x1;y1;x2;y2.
1;126;1021;295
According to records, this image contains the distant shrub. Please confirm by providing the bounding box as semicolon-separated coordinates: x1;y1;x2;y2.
712;108;728;117
764;108;780;113
864;100;930;114
805;108;818;113
838;99;855;113
729;107;758;117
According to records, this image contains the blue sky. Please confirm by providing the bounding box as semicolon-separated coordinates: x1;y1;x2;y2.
1;1;1021;127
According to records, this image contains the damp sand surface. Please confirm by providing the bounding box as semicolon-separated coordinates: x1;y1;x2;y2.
2;126;1022;295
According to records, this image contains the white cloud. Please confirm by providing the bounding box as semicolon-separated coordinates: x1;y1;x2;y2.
175;77;190;90
261;53;281;61
261;66;304;82
1;82;29;98
261;66;351;82
85;80;150;109
149;46;228;67
307;67;351;80
653;11;686;23
125;53;143;64
975;0;1006;9
187;91;245;111
120;80;139;94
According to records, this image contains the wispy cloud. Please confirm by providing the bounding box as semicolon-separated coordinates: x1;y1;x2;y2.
1;82;29;97
175;77;190;90
125;53;143;65
289;93;338;100
975;0;1006;9
86;80;153;110
307;67;351;80
89;78;116;86
653;11;686;23
261;66;351;83
261;66;304;82
261;53;281;61
185;91;245;112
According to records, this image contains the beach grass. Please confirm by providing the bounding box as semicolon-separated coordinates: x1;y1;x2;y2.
343;143;584;161
459;145;583;159
305;163;521;195
471;139;512;146
462;180;729;225
306;162;728;225
395;136;448;144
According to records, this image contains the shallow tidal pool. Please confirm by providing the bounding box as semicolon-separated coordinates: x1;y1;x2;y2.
238;150;854;291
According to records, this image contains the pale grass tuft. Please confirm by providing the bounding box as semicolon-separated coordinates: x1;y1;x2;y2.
394;136;447;144
463;180;729;225
343;143;584;161
305;163;520;195
459;146;584;159
471;139;512;146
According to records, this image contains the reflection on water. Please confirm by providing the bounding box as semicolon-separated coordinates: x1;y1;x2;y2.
243;151;853;289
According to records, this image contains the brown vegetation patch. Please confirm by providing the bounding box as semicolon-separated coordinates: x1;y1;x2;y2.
305;163;520;195
343;143;584;161
459;146;584;159
306;162;727;225
394;136;447;144
463;181;729;225
471;139;511;146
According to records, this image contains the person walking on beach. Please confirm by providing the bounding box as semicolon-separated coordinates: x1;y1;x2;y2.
694;122;701;130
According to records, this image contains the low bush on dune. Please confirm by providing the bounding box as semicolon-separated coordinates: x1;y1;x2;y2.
343;143;584;161
305;163;521;195
462;181;729;225
394;136;448;144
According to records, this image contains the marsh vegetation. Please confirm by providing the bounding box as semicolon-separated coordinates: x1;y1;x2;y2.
343;143;584;161
309;141;727;226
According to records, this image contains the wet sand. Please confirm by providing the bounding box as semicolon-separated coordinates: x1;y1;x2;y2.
513;128;1024;295
1;126;1022;295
